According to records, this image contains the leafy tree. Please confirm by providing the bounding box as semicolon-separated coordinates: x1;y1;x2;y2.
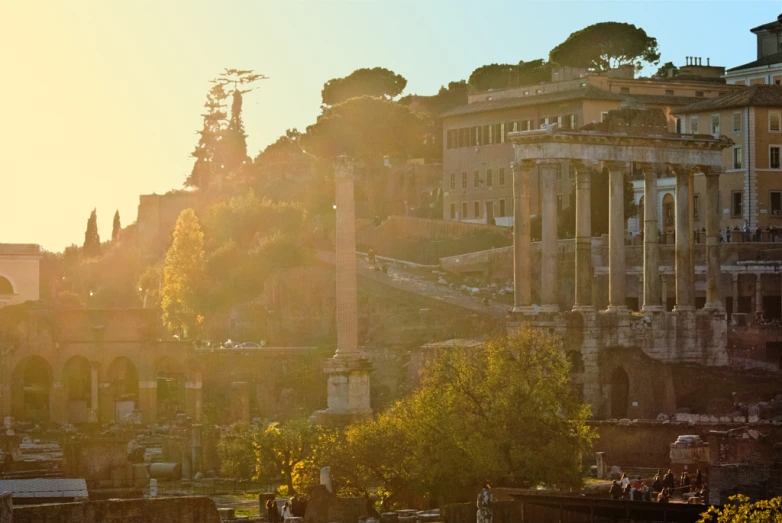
83;209;101;258
136;263;162;308
699;494;782;522
161;209;205;337
340;328;596;499
302;96;424;160
321;67;407;106
217;422;259;481
112;210;121;242
254;418;326;495
399;81;469;160
549;22;660;72
468;60;552;92
655;61;679;78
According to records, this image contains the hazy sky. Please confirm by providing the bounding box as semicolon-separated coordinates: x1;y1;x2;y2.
2;1;779;251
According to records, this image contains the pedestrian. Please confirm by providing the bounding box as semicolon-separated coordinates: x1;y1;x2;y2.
282;501;292;520
620;472;630;490
726;226;731;243
681;472;691;493
658;488;670;503
266;500;280;523
662;469;675;491
652;474;663;495
609;480;623;500
476;482;493;523
695;469;704;490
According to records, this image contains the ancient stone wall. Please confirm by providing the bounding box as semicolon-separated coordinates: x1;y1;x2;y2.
12;496;220;523
708;464;782;505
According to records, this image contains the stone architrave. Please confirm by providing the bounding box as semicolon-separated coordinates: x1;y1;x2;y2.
512;160;534;314
538;159;559;312
606;161;628;313
573;160;595;311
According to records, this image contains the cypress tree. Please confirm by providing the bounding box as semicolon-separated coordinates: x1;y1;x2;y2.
112;210;121;242
83;209;101;257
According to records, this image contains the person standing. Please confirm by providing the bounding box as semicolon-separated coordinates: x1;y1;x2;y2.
476;482;493;523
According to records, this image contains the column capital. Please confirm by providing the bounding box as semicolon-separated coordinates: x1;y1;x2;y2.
732;273;740;283
334;156;355;179
703;166;723;177
637;162;666;173
537;158;560;167
570;159;600;172
515;159;537;170
672;164;703;176
603;160;629;171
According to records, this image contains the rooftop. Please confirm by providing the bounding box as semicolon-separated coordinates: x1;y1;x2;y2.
726;51;782;73
674;84;782;114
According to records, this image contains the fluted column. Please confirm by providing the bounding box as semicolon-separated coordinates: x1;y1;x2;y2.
704;168;724;311
641;164;663;312
606;161;627;313
512;160;534;313
573;160;594;311
334;157;359;358
674;168;695;311
539;159;559;312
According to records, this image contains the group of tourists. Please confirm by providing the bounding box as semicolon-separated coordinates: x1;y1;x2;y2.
609;469;706;503
722;224;782;243
266;496;307;523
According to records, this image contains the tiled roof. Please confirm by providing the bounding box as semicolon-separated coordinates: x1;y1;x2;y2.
673;85;782;114
0;478;88;498
441;86;706;118
727;51;782;72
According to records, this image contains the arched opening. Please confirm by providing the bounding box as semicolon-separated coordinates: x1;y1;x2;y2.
156;359;186;422
610;367;630;419
62;356;91;424
0;276;13;295
662;193;676;237
107;357;139;422
12;356;53;421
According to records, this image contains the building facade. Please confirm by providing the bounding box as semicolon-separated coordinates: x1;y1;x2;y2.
724;14;782;86
0;244;41;308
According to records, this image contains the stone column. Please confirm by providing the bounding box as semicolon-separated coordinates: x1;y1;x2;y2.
89;362;99;423
512;160;534;313
606;162;627;313
755;273;763;317
641;164;663;312
334;157;359;358
674;169;695;311
732;274;740;315
704;169;724;311
661;274;668;311
539;159;559;312
573;160;594;311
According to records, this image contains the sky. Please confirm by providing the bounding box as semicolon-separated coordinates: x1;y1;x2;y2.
2;0;780;252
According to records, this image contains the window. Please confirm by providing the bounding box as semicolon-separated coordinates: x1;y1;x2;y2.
458;128;469;147
486;169;492;187
733;112;742;133
771;146;781;169
732;191;743;217
449;172;455;190
771;111;781;132
693;194;700;221
461;172;467;189
620;87;630;94
675;117;682;133
557;194;563;212
473;170;480;188
695;91;704;97
470;126;482;146
522;119;533;131
556;163;562;180
499;199;506;217
690;116;700;134
561;114;576;130
446;129;457;149
556;115;563;128
772;191;782;216
601;112;609;122
474;201;480;218
543;117;551;126
482;125;491;145
734;147;743;169
494;123;504;143
568;162;575;179
462;202;468;219
665;89;674;96
711;114;720;135
450;203;456;220
498;167;505;186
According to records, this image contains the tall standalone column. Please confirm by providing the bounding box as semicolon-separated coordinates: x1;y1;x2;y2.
512;161;534;313
334;158;359;358
606;162;627;313
704;168;724;311
89;362;99;423
539;159;559;312
674;169;695;311
641;164;663;312
573;160;594;311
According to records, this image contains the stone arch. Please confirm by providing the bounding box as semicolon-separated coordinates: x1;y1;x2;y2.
610;366;630;419
61;356;91;424
0;276;13;295
155;357;186;422
662;192;676;236
106;357;139;422
12;355;53;421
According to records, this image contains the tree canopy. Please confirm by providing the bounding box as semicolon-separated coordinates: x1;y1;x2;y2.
549;22;660;72
83;209;101;258
161;209;205;337
111;210;121;242
468;60;552;92
321;67;407;106
699;494;782;522
301;96;424;160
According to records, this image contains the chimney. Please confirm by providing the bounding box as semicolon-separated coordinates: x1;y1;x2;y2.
707;57;711;66
699;57;703;66
686;56;690;66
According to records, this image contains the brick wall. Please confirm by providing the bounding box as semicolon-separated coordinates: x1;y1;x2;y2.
708;464;782;505
12;496;220;523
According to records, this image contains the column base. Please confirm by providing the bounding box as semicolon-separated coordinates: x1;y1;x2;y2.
640;305;665;314
511;305;536;315
571;305;595;313
539;304;560;313
673;305;695;312
605;305;628;314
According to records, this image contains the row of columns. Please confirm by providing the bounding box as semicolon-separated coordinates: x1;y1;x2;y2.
512;159;723;314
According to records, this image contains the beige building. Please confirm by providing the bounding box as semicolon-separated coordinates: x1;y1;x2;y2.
441;64;737;225
0;244;41;308
724;14;782;86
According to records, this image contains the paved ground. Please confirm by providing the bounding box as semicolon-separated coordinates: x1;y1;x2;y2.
316;251;509;318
